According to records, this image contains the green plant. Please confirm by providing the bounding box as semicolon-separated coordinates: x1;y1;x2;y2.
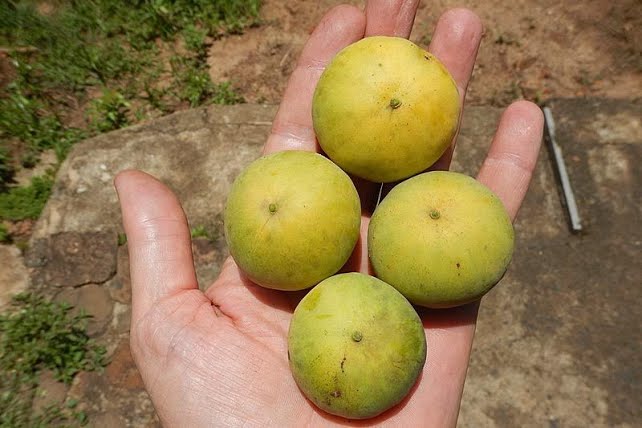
0;292;107;426
0;175;53;221
117;232;127;246
183;23;209;55
211;82;245;105
0;0;258;231
20;150;38;169
171;53;244;107
90;89;130;132
0;223;9;243
0;58;86;163
173;58;215;107
190;225;210;239
0;147;15;191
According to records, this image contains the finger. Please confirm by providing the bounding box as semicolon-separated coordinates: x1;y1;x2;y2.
429;8;483;102
364;0;420;38
263;5;366;154
477;100;545;220
428;8;483;171
114;170;198;323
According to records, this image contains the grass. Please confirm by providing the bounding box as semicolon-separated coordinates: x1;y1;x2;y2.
0;0;259;232
190;224;213;240
0;223;8;243
0;147;14;192
0;174;54;221
0;292;107;427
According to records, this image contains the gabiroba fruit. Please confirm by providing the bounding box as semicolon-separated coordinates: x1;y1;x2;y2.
288;273;427;419
312;36;460;183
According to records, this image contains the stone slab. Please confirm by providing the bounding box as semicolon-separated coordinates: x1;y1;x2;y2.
0;244;29;308
26;231;117;289
459;98;641;427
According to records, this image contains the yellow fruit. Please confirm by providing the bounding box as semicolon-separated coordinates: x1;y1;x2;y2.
288;273;426;419
224;151;361;290
368;171;514;308
312;36;460;183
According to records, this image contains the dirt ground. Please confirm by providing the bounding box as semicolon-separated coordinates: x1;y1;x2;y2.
208;0;641;106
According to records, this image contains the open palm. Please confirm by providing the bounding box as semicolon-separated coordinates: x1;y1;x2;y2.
115;1;544;426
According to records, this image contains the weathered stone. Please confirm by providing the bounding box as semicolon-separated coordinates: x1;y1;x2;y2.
105;341;145;391
0;244;29;309
67;369;102;401
55;283;114;336
67;341;157;427
106;245;131;304
14;150;58;187
88;411;126;428
31;104;272;240
110;301;131;335
23;238;48;268
192;237;227;290
32;370;70;414
450;105;504;175
27;231;117;288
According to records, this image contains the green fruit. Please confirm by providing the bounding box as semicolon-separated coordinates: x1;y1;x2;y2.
288;273;426;419
368;171;514;308
312;36;460;183
224;151;361;291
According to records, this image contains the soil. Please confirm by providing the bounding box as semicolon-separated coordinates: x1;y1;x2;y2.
207;0;641;106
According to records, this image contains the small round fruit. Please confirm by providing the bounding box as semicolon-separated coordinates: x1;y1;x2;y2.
288;273;426;419
224;151;360;291
312;36;460;183
368;171;514;308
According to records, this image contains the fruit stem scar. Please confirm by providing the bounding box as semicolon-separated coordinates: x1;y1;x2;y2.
389;98;402;109
268;203;277;214
351;331;363;342
429;209;440;220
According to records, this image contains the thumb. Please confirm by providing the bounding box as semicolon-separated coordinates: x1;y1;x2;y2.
114;170;198;323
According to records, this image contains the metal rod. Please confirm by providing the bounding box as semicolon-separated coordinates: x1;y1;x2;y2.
543;106;583;233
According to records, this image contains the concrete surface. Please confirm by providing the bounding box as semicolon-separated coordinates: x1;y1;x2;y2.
11;99;641;426
459;98;641;427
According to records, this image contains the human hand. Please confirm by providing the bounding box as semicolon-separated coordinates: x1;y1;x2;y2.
115;1;544;426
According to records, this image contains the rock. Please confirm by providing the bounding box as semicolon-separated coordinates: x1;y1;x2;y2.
55;283;114;336
68;340;157;427
32;370;70;414
67;370;102;402
110;301;131;335
192;237;227;289
105;341;145;391
0;244;29;309
27;231;117;289
14;149;58;187
106;245;131;304
31;104;272;240
88;411;126;428
22;238;48;268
